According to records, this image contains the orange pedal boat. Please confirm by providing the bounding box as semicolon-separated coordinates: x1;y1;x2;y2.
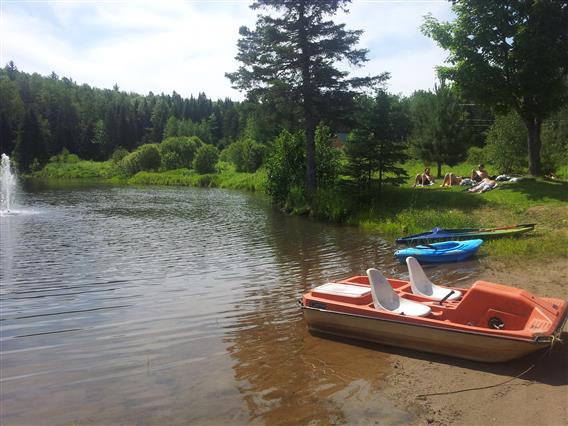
301;260;567;362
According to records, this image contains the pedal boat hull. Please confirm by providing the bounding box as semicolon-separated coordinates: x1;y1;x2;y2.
301;277;567;363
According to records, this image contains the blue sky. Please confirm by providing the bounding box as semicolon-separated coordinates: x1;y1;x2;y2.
1;0;453;100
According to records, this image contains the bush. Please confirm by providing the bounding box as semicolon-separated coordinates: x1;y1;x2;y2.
111;147;129;163
159;136;202;170
120;144;161;176
315;123;340;188
221;138;265;172
193;144;219;174
265;124;341;204
265;130;305;204
484;112;527;174
49;148;80;164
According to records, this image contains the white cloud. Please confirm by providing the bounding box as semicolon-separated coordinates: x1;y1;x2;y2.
2;0;256;99
340;1;453;95
1;0;452;99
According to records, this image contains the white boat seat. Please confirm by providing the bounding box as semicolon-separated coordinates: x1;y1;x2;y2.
313;283;371;297
366;268;432;317
406;257;462;301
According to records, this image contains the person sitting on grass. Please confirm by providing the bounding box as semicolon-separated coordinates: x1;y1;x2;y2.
413;167;435;188
468;177;498;193
440;172;463;187
471;164;489;182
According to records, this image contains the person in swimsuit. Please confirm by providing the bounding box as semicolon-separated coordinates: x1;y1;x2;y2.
413;168;435;188
468;177;497;193
471;164;489;182
440;172;463;187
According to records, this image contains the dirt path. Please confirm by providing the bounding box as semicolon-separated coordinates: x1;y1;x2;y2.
380;258;568;426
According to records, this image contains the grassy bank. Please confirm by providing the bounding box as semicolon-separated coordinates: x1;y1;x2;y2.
307;175;568;263
34;160;267;192
34;159;567;262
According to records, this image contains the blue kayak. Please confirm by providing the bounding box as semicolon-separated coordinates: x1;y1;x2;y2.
394;239;483;264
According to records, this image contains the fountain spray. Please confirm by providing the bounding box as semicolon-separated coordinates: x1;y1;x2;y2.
1;153;17;213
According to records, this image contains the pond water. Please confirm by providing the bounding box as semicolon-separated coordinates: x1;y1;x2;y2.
0;183;482;425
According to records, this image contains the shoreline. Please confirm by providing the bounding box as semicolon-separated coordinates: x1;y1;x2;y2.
380;257;568;426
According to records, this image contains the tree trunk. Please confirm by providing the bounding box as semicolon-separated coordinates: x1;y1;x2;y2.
298;0;316;199
437;161;442;179
523;117;542;176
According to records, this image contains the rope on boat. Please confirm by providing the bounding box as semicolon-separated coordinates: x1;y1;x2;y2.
416;342;561;399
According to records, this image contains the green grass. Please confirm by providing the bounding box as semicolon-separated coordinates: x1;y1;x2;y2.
34;160;116;179
128;165;266;192
33;161;267;192
305;165;568;262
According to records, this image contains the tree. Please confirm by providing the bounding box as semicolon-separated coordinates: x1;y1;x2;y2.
0;76;24;155
423;0;568;176
409;84;471;177
227;0;385;198
13;109;50;171
345;91;409;191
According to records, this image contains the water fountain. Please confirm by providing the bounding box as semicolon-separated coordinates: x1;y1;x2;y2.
1;153;17;213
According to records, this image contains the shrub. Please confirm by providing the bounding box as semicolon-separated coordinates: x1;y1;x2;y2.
265;130;305;204
120;144;161;176
49;148;80;164
484;112;527;174
221;138;265;172
193;144;219;174
315;123;340;188
159;136;202;170
111;147;129;164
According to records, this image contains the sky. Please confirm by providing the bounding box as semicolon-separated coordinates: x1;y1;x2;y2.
1;0;454;100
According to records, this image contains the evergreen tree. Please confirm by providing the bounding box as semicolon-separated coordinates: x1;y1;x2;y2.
0;76;24;155
409;84;471;177
345;91;409;192
14;109;50;171
227;0;386;198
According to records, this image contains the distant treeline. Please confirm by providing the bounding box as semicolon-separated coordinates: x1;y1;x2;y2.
0;62;264;171
1;62;566;194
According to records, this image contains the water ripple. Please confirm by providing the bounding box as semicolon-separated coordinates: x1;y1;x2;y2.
1;184;481;425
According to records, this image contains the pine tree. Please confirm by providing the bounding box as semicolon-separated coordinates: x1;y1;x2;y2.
227;0;386;198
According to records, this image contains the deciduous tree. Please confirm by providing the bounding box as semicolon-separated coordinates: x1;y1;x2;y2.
423;0;568;175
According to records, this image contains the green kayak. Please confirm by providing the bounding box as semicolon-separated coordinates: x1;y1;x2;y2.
396;223;535;245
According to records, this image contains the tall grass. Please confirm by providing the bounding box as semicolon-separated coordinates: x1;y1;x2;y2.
127;167;267;192
34;160;116;179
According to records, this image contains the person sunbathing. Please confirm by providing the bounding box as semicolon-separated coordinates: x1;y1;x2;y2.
471;164;489;182
440;172;463;187
468;177;497;193
413;168;435;188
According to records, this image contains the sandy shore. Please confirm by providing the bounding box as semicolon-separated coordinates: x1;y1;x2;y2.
380;258;568;426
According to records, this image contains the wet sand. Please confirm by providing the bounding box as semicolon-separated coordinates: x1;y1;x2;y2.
377;258;568;426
